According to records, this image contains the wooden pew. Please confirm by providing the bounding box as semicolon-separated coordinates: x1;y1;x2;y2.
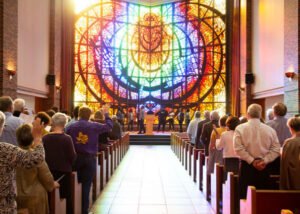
205;157;211;202
177;135;184;162
176;135;181;160
181;138;190;166
107;140;115;176
71;172;82;214
17;209;29;214
184;140;189;170
114;140;118;170
222;173;280;214
121;133;129;158
116;139;120;166
211;164;224;214
240;187;300;214
198;152;211;203
170;133;176;155
105;146;111;183
178;134;188;162
49;187;66;214
124;132;129;153
179;135;184;162
199;151;205;191
119;136;123;159
174;134;179;156
98;151;105;191
173;134;179;158
188;143;194;176
193;148;203;182
179;136;184;164
119;136;123;160
110;142;115;174
223;173;239;214
93;153;101;201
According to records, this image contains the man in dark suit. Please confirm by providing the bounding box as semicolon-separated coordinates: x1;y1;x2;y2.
200;111;219;156
156;107;168;132
177;108;184;132
195;111;210;149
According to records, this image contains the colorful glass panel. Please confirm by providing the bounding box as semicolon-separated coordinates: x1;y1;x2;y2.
74;0;226;115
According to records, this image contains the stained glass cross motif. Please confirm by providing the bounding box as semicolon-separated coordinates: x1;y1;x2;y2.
74;0;226;115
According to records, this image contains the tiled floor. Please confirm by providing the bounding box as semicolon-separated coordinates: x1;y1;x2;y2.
91;146;213;214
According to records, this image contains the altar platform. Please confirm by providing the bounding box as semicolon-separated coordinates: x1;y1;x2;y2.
129;131;173;145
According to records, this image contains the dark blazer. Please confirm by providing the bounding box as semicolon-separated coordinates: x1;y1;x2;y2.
200;120;219;156
195;118;210;148
109;121;122;140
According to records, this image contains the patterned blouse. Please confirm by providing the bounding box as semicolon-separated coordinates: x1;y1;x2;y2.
0;142;45;214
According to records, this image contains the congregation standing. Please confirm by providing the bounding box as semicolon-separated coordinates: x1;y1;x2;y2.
0;96;116;214
0;95;299;214
186;102;300;200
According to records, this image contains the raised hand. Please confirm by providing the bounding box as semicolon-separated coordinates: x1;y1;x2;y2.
102;103;110;115
32;118;43;146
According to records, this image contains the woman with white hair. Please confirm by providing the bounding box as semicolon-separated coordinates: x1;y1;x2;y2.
0;111;45;213
13;98;26;117
266;108;274;121
42;112;76;214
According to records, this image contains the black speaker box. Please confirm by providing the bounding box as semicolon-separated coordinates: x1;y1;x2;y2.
245;73;254;84
46;74;55;86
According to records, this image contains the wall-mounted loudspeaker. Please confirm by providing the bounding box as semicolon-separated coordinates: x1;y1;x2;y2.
46;74;55;86
245;73;254;84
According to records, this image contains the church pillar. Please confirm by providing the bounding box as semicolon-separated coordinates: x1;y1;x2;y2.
226;0;241;116
0;0;18;98
238;0;253;116
284;0;299;117
60;0;74;113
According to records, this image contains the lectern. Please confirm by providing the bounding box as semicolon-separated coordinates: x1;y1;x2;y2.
145;114;155;135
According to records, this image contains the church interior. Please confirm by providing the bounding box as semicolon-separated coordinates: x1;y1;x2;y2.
0;0;299;213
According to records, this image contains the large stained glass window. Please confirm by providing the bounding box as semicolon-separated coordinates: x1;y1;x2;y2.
74;0;226;115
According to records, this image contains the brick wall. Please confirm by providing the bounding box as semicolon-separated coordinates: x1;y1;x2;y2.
284;0;299;117
0;0;18;98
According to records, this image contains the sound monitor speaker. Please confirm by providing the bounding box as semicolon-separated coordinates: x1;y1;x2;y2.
245;73;254;84
46;74;55;86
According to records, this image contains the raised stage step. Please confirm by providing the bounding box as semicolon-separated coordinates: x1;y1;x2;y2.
129;134;171;145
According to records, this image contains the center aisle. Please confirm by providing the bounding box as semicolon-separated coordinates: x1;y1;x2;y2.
91;146;213;214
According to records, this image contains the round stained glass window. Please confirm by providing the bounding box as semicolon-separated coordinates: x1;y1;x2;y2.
74;0;227;113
